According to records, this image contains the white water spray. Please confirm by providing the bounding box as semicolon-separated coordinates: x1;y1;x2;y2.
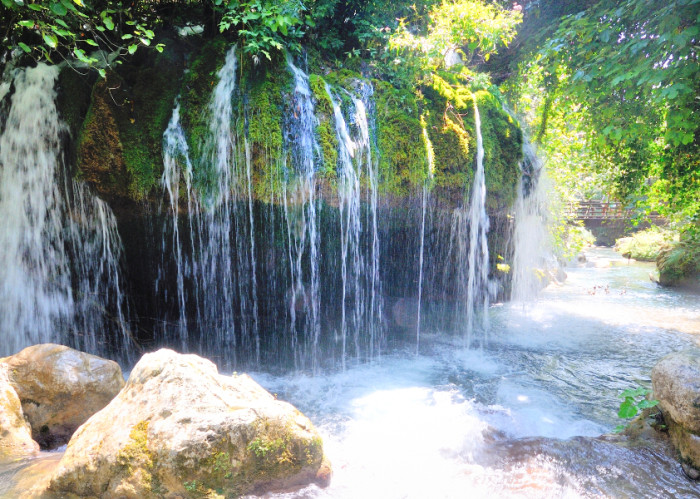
465;100;490;344
0;63;131;358
285;56;322;371
326;82;384;366
511;140;555;302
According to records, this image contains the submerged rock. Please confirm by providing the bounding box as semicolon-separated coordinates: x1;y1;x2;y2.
43;349;329;498
652;349;700;479
1;343;125;449
0;365;39;462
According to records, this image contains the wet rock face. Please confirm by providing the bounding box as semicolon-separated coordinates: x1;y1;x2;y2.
652;349;700;479
1;343;125;449
44;349;329;498
0;365;39;462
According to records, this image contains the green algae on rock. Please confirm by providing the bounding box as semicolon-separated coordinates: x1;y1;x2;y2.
41;349;329;498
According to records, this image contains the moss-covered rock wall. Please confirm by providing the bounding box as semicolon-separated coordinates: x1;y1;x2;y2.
62;35;522;216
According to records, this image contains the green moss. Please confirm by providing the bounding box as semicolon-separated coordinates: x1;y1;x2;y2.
179;38;230;199
322;68;363;91
474;89;523;212
418;76;522;210
308;74;338;181
76;74;130;201
243;56;291;202
115;51;183;199
75;42;184;202
373;80;428;198
172;418;323;498
116;420;160;496
56;67;93;172
422;81;475;205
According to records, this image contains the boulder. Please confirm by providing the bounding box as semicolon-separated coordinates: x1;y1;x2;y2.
1;344;125;448
0;365;39;462
652;350;700;479
44;349;329;498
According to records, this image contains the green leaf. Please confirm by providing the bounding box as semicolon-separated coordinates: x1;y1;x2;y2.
121;34;133;39
60;0;77;12
103;17;115;31
51;26;72;37
139;37;151;46
74;48;90;62
98;68;106;78
618;399;638;419
18;42;31;53
612;424;626;434
1;0;14;9
55;19;69;28
50;2;67;16
42;33;58;49
85;39;98;46
28;3;44;11
637;399;659;409
18;20;35;28
128;44;138;54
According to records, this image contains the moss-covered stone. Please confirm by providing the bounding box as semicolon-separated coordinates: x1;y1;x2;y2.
243;55;291;203
76;73;130;201
76;42;184;202
422;80;475;205
373;80;428;198
308;73;338;181
179;38;230;199
418;74;522;210
56;67;94;171
474;89;523;213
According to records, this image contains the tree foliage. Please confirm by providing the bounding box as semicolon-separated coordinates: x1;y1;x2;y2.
508;0;700;232
390;0;522;71
215;0;306;60
1;0;164;75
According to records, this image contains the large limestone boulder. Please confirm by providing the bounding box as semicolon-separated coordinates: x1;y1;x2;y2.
44;349;329;498
1;344;125;448
652;350;700;479
0;365;39;462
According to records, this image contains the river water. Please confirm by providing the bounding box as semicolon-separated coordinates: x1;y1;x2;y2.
251;247;700;498
2;248;698;497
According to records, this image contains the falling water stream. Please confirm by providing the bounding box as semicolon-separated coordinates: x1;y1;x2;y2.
465;100;491;343
326;82;384;367
0;63;130;360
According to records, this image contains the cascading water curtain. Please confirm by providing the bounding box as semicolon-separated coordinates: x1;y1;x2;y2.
158;45;261;368
283;56;322;371
0;64;132;361
326;82;384;367
511;139;555;302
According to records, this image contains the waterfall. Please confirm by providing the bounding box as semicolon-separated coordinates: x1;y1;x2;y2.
465;100;490;344
284;56;322;371
326;82;384;366
416;118;436;353
158;45;260;366
511;140;554;302
0;64;131;359
160;101;193;348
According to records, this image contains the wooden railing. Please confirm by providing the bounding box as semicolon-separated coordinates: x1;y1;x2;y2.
569;201;628;220
567;200;665;224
